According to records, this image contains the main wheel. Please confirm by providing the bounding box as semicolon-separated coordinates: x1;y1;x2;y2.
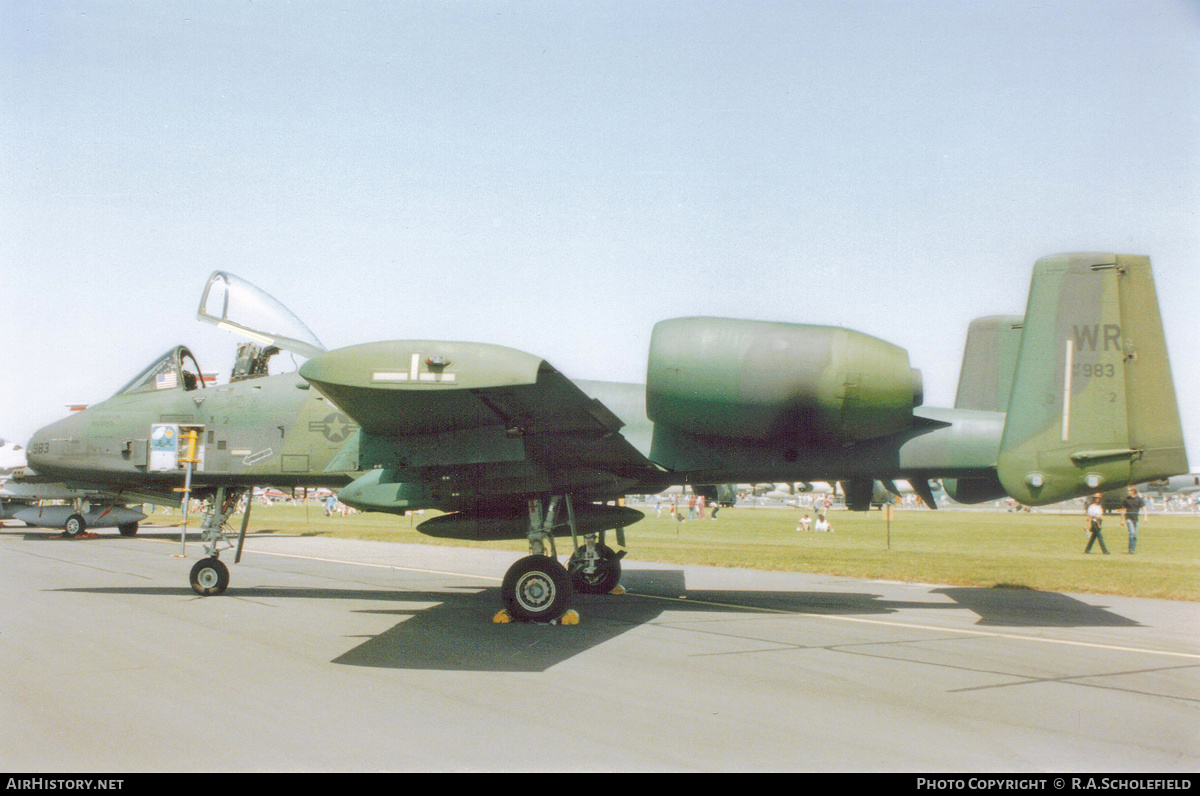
567;544;622;594
117;522;139;537
189;557;229;596
64;514;87;538
501;555;572;622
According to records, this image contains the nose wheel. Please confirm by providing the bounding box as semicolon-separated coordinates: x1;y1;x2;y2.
189;557;229;596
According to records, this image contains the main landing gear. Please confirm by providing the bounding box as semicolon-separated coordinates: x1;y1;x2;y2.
498;495;625;623
501;555;572;623
64;513;87;538
568;541;623;595
62;498;94;538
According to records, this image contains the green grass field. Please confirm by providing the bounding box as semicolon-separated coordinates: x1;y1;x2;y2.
146;502;1200;601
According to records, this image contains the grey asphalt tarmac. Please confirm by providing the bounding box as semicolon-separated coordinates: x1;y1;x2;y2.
1;523;1196;772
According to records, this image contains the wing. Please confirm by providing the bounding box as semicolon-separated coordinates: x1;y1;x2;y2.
299;341;662;515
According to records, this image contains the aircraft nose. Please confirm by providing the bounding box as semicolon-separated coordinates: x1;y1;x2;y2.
25;426;51;468
25;414;79;471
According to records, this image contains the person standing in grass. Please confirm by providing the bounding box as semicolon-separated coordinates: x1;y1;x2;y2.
1084;493;1109;554
1121;485;1146;554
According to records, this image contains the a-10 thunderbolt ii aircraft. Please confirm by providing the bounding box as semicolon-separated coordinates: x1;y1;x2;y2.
21;253;1188;622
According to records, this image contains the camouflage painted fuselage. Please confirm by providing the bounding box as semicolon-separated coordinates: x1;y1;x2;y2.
26;368;357;503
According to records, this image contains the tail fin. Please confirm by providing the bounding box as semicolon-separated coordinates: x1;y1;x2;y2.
954;315;1025;412
942;315;1024;504
996;253;1188;505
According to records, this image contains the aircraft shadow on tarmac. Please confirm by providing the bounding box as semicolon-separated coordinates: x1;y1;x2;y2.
930;587;1140;628
56;566;1140;673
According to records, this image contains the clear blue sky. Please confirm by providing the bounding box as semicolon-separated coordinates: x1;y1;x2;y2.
2;1;1197;466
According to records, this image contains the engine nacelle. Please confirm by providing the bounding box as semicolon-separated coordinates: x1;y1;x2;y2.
646;318;922;444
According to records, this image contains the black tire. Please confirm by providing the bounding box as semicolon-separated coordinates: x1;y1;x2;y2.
568;544;622;594
189;557;229;596
64;514;87;538
117;522;139;537
501;555;572;622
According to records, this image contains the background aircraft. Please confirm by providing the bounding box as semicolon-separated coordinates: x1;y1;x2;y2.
1096;471;1200;513
0;437;24;475
753;481;835;499
21;253;1188;622
3;433;155;534
0;437;28;523
754;480;942;509
1146;473;1200;497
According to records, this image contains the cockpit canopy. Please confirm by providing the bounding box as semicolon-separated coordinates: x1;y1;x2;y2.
114;346;206;396
197;271;325;359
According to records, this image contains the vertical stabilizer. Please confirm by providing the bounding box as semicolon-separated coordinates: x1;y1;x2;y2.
996;254;1187;504
954;315;1025;412
943;315;1024;504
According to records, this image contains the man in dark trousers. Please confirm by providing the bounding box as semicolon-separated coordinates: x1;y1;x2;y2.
1084;493;1109;554
1121;485;1147;554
